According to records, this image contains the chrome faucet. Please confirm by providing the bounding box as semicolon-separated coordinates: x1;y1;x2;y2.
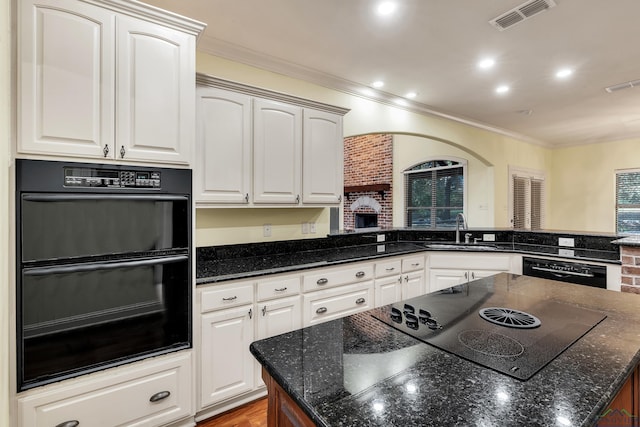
455;213;468;244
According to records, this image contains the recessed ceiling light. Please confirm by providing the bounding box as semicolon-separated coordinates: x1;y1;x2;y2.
556;68;573;78
405;91;417;99
372;80;385;88
478;58;495;69
376;1;397;16
495;85;510;94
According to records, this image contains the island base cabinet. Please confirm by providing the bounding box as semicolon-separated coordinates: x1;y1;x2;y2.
17;352;193;427
598;365;639;427
262;368;315;427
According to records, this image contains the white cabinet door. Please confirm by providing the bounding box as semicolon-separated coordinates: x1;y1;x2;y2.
302;109;343;204
200;304;255;408
18;0;114;158
429;269;468;293
469;269;505;282
195;88;252;204
402;270;426;299
253;99;302;204
116;16;194;164
374;276;402;307
256;295;302;340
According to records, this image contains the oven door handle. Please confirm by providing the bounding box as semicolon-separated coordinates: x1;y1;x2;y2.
22;194;188;202
23;255;189;276
531;266;595;278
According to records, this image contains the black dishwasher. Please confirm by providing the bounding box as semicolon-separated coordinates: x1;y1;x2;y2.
522;257;607;289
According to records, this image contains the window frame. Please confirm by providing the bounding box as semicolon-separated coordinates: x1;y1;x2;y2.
508;165;546;230
615;168;640;235
403;157;467;229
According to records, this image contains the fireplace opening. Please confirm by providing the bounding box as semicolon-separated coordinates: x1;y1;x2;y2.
355;213;378;229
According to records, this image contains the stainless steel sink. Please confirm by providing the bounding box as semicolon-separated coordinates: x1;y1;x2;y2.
425;243;499;251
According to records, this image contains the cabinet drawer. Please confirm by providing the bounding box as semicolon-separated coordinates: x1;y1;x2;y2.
18;352;192;427
402;255;425;272
302;264;374;292
257;275;301;301
375;259;402;278
201;282;254;313
303;281;374;325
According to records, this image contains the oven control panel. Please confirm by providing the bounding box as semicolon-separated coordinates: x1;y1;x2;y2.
63;166;161;188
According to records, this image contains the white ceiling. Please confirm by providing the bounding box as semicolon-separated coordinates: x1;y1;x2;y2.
144;0;640;147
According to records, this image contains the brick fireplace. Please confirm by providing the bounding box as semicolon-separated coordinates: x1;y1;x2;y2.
343;134;393;230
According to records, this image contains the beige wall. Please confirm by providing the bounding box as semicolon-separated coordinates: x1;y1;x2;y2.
1;0;11;424
549;138;640;233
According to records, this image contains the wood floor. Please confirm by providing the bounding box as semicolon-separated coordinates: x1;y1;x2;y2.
197;398;268;427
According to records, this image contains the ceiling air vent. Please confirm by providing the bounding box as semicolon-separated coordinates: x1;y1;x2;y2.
605;79;640;93
489;0;557;31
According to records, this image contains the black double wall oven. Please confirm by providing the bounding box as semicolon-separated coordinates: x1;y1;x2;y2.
16;159;192;391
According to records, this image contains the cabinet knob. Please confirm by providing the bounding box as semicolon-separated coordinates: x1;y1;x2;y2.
316;307;327;314
103;144;109;157
56;422;79;427
149;390;171;403
119;145;126;158
317;278;328;285
355;298;366;305
355;271;366;278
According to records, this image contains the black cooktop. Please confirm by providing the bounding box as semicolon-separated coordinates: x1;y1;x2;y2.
371;277;607;380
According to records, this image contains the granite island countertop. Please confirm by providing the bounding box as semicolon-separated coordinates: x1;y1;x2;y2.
250;273;640;427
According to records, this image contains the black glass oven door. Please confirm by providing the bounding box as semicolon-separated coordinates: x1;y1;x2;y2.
18;255;190;391
20;194;189;262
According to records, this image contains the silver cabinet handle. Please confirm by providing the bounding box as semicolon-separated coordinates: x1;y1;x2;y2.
103;144;109;157
248;308;253;319
317;278;328;285
222;296;237;301
274;287;288;292
355;271;366;278
56;422;79;427
338;195;342;202
119;145;126;158
411;263;420;267
398;277;402;283
262;306;267;316
149;390;170;403
355;298;366;305
316;307;327;314
296;194;300;204
385;267;395;271
464;272;468;280
471;272;475;280
404;275;409;282
244;193;249;203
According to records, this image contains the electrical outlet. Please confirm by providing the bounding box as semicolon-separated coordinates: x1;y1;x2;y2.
483;234;496;242
377;234;385;242
309;222;316;234
301;222;309;234
558;237;575;247
263;223;272;237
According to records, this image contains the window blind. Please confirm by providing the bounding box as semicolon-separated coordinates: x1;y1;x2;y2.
616;171;640;234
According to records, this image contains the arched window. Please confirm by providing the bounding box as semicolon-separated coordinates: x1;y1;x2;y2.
404;159;466;228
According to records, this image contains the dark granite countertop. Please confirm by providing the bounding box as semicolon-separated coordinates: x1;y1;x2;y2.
197;231;621;284
250;274;640;427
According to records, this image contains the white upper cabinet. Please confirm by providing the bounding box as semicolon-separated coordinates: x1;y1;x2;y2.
195;87;252;203
253;99;302;204
302;109;343;204
194;75;349;207
18;0;204;165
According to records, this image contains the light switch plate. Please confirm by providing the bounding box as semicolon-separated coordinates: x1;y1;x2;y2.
558;237;575;247
483;234;496;242
377;234;385;242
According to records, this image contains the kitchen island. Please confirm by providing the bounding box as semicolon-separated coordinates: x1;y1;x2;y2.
250;273;640;426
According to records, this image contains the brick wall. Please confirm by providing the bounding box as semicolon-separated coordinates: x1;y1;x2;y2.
621;245;640;293
343;134;393;230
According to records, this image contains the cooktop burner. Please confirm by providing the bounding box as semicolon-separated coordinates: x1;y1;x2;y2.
371;277;607;380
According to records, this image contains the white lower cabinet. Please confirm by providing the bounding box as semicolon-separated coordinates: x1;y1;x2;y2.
200;304;255;407
303;281;374;326
428;253;513;293
18;351;193;427
374;254;426;306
